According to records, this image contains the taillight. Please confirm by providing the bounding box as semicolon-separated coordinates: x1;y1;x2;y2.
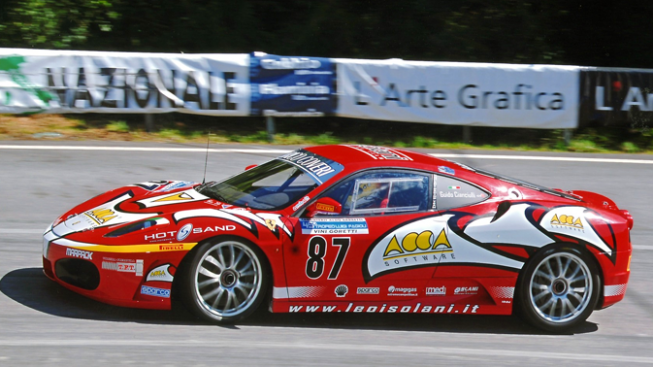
621;210;634;230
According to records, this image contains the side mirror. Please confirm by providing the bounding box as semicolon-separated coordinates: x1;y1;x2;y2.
244;164;257;171
305;197;342;218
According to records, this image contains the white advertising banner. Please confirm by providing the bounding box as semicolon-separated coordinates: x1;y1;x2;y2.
336;59;580;128
0;48;250;115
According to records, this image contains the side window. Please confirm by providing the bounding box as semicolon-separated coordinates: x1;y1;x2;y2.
435;174;489;210
320;170;431;216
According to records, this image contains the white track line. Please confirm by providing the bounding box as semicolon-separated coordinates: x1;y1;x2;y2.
1;145;652;164
0;145;288;154
435;153;653;164
0;229;44;234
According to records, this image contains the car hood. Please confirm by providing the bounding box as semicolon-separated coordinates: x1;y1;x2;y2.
50;180;219;238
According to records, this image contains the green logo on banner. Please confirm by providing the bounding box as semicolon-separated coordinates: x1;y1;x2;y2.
0;55;55;112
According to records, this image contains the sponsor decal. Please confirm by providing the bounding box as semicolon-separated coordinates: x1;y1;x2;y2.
145;231;177;242
140;285;171;298
84;208;117;225
192;225;237;234
265;219;277;231
365;213;532;280
292;196;310;211
66;248;92;260
438;166;455;175
357;287;380;295
335;285;348;297
146;264;175;282
159;244;184;251
278;149;344;183
300;218;368;235
383;229;452;259
102;258;143;276
388;285;418;297
177;224;193;241
438;190;480;198
454;286;479;295
288;303;480;314
365;216;462;279
540;206;612;256
550;214;584;231
348;145;412;161
316;202;336;213
426;286;446;296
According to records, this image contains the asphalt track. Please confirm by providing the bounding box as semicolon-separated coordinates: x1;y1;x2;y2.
1;141;652;366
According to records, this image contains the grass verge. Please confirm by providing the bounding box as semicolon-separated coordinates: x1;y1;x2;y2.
1;113;651;154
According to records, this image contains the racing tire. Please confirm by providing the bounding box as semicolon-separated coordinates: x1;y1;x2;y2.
517;244;600;332
180;237;270;324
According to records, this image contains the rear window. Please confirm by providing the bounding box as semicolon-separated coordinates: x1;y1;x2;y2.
435;175;489;210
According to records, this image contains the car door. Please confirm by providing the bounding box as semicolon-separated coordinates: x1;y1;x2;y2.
281;169;436;302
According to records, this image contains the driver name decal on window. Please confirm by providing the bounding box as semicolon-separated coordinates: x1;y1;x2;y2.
279;149;344;183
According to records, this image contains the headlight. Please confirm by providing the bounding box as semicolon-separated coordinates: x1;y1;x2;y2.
42;237;50;259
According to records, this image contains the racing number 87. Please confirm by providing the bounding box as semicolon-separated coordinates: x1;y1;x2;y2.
306;236;350;280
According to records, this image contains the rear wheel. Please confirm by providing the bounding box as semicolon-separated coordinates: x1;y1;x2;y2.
518;245;600;332
181;238;269;323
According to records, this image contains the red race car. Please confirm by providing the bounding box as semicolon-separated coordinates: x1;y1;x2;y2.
42;145;632;331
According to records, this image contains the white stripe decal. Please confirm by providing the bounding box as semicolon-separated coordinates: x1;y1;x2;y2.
273;286;325;299
0;145;288;154
605;284;628;297
272;287;289;299
489;286;515;299
0;229;45;234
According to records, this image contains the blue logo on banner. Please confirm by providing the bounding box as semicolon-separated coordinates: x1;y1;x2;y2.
250;53;337;116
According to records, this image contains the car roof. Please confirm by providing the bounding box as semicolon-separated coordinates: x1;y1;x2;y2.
305;144;452;168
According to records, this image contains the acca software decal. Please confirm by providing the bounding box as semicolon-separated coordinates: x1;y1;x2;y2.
249;53;337;117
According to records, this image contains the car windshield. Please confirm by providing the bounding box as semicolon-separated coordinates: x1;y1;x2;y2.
198;160;322;210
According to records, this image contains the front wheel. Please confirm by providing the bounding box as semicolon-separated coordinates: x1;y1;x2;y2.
518;245;600;332
181;238;269;324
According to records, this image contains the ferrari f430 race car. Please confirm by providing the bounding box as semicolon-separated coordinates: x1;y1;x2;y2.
42;145;633;331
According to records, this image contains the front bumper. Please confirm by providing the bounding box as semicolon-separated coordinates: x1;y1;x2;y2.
43;230;195;310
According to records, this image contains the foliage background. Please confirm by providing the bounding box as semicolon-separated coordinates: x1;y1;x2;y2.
2;0;651;67
1;0;652;152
